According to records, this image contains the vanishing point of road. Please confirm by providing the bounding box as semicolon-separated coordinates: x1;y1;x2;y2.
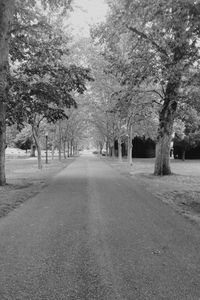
0;153;200;299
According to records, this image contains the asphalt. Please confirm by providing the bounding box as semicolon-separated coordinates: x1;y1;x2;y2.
0;154;200;299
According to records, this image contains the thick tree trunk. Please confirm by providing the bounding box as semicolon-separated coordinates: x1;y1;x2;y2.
154;81;179;175
0;0;13;185
32;126;42;169
0;101;6;185
154;126;173;176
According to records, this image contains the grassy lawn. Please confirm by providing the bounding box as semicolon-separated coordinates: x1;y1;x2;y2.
0;148;75;218
104;157;200;225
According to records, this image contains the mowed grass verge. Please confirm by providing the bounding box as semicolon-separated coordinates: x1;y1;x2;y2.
0;154;75;218
104;157;200;225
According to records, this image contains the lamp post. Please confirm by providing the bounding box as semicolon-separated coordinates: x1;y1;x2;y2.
45;132;48;164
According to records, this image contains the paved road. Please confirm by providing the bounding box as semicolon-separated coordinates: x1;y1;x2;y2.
0;154;200;299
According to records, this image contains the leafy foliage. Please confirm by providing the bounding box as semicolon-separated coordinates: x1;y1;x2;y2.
92;0;200;173
14;126;32;150
7;3;93;128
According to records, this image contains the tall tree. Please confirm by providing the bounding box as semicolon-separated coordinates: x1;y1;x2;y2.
0;0;14;185
93;0;200;175
0;0;72;184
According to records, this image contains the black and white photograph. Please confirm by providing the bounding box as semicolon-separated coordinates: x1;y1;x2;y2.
1;0;200;299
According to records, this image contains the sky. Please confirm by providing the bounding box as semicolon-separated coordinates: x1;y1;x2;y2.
68;0;108;37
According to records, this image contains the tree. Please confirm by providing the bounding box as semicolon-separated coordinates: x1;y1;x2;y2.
14;126;32;151
76;39;125;157
0;0;72;184
0;0;14;185
112;88;158;165
0;0;95;179
93;0;200;175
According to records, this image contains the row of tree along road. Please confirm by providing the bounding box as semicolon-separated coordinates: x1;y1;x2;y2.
89;0;200;175
1;0;200;185
0;0;93;185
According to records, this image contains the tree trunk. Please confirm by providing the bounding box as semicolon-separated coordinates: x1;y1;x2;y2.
67;141;70;157
51;144;55;160
118;137;122;162
0;101;6;185
99;143;102;155
106;140;109;156
58;121;62;161
74;142;78;156
63;141;66;159
154;81;179;175
51;130;57;160
110;140;115;158
70;139;73;156
182;149;185;161
73;142;76;156
109;144;113;157
128;125;133;166
0;0;14;185
32;126;42;169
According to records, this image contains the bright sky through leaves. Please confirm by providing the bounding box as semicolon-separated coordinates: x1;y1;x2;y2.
68;0;108;37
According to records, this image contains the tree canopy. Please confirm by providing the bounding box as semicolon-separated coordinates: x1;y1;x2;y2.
91;0;200;174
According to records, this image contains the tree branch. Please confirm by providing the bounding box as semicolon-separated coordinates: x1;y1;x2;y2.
143;89;164;100
132;88;164;102
126;25;168;57
9;22;50;35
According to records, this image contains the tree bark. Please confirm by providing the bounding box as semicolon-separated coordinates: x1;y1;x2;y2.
0;0;14;185
70;139;73;156
118;137;122;162
127;125;133;166
106;140;109;156
99;142;103;155
58;121;62;161
0;101;6;185
32;126;42;169
67;141;70;157
110;140;115;158
182;149;185;161
154;80;179;175
63;140;66;159
51;130;57;160
51;144;55;160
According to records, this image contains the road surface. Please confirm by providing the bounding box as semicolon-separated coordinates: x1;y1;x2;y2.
0;154;200;299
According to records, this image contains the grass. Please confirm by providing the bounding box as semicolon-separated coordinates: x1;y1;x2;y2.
104;157;200;225
0;148;75;218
